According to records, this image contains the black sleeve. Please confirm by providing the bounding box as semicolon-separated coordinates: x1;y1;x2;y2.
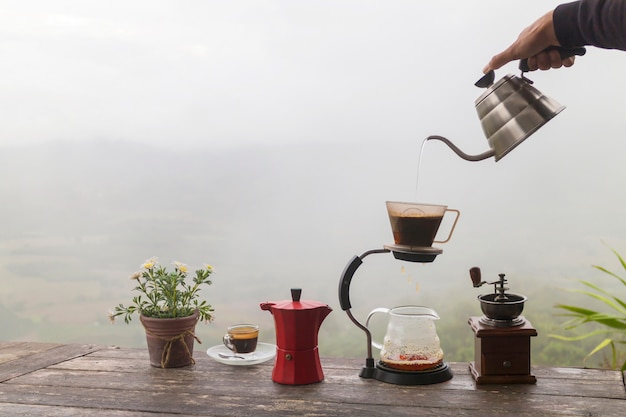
553;0;626;50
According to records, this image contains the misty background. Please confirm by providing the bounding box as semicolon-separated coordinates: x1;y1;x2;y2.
2;0;626;366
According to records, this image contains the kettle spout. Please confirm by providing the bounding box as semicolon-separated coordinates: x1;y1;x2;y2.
427;135;495;162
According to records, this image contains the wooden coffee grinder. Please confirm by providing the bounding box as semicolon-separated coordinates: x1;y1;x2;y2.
467;267;537;384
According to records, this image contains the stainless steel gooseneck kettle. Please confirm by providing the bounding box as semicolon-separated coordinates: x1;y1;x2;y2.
428;47;586;162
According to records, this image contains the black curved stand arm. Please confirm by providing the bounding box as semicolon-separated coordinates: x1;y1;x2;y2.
338;248;390;311
338;256;362;311
337;248;390;373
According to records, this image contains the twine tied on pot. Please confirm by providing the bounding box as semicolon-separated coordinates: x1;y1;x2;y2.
140;316;202;368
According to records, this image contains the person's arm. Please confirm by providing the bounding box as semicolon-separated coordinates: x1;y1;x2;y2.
554;0;626;50
483;10;564;73
483;0;626;73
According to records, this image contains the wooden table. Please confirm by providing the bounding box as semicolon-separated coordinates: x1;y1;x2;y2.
0;341;624;416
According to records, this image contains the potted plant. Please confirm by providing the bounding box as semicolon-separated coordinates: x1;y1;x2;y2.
109;257;215;368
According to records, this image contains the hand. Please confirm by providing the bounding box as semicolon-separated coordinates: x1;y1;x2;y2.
523;50;577;71
483;10;576;73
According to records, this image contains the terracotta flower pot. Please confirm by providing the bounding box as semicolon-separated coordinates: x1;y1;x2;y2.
140;310;200;368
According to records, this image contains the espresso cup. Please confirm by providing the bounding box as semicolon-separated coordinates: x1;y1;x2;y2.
223;324;259;354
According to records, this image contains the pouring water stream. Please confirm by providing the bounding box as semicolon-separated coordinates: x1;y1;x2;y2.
415;137;428;199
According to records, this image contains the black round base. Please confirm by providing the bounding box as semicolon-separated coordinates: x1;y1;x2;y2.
383;244;443;263
367;361;453;385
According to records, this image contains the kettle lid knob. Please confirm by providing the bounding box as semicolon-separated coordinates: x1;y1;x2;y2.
291;288;302;302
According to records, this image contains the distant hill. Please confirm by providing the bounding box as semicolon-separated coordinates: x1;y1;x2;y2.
2;139;625;367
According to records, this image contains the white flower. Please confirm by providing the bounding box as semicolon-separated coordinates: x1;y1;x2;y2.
107;310;116;324
173;261;188;274
141;257;158;269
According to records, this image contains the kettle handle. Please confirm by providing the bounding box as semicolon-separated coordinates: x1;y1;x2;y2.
519;46;586;72
365;307;390;350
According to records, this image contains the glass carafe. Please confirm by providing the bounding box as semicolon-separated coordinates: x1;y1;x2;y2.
366;306;444;371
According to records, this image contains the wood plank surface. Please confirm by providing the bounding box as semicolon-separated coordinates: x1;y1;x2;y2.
0;342;623;417
0;343;101;382
0;342;60;365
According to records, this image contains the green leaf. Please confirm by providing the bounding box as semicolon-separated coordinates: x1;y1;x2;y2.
583;338;614;366
608;244;626;277
548;329;616;341
554;304;599;316
579;280;620;299
568;290;625;315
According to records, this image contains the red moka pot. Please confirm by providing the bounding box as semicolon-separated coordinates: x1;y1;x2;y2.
260;288;332;385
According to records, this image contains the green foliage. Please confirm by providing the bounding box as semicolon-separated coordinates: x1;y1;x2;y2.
550;245;626;371
109;257;215;324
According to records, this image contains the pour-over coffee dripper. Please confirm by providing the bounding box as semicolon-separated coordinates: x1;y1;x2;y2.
384;201;460;262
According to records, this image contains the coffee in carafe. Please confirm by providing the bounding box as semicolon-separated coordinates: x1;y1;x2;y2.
366;306;445;372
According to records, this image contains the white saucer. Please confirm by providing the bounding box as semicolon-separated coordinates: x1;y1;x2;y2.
206;342;276;366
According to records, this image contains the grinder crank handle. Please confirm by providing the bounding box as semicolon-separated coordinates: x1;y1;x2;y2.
470;266;485;287
519;46;586;72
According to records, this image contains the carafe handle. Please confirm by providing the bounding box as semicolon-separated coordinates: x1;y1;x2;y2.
365;307;390;350
433;208;460;244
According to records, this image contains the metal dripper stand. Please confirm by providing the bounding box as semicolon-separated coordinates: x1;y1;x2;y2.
468;267;537;384
337;246;453;385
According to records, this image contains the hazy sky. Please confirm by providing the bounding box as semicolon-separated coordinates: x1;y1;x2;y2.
4;1;626;355
4;0;624;152
3;1;626;266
